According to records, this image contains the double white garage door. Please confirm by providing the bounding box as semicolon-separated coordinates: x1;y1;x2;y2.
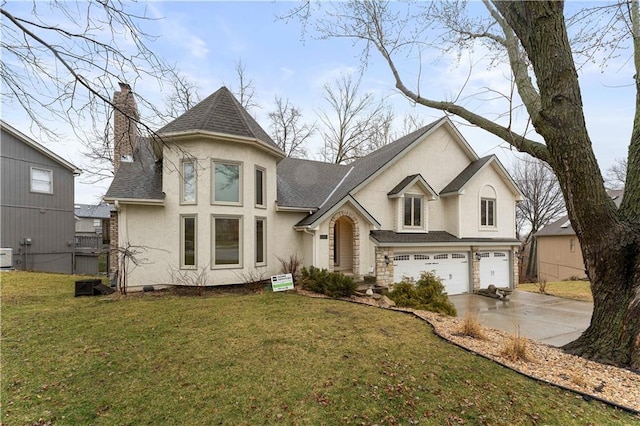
393;251;510;295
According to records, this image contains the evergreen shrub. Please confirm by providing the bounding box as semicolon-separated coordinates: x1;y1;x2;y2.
388;271;457;315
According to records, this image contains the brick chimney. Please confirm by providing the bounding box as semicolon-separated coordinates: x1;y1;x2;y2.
113;82;139;175
110;82;139;287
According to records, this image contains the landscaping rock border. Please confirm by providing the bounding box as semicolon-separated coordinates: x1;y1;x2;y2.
297;289;640;415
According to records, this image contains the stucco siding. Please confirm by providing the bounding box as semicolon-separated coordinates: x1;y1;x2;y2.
119;136;286;288
457;165;517;239
354;125;472;231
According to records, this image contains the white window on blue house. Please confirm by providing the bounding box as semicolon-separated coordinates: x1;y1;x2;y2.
31;167;53;194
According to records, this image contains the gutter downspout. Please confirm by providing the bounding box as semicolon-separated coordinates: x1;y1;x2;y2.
303;228;316;266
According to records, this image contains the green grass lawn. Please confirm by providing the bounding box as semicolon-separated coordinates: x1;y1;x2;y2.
518;280;593;302
2;272;635;425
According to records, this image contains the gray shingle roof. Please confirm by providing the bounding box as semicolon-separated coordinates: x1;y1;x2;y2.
104;137;163;201
277;158;351;209
290;119;443;226
440;155;494;195
534;189;624;237
533;215;574;237
370;230;519;244
74;203;112;219
158;86;282;154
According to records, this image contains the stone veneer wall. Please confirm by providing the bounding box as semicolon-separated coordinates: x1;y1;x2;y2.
328;211;360;277
471;246;480;291
375;246;394;287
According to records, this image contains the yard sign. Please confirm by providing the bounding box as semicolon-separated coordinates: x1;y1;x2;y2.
271;273;294;292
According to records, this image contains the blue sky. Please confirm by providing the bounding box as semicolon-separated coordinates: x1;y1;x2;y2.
2;1;634;204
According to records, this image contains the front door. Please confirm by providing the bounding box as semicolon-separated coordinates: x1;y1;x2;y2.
333;217;353;273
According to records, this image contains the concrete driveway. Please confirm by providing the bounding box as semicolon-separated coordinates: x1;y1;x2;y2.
448;290;593;347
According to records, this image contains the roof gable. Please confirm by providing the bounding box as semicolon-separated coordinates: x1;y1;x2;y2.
440;155;523;200
157;87;283;156
387;174;438;200
293;117;479;227
1;120;80;174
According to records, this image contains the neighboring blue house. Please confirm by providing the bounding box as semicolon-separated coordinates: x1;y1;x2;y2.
1;120;81;273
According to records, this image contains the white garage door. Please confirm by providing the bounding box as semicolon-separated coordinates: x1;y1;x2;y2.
393;252;470;295
479;251;511;288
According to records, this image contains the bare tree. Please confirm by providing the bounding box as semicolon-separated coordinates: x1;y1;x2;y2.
157;72;202;124
399;112;428;135
1;2;175;139
319;72;394;164
605;158;628;190
268;96;315;158
78;71;202;183
231;58;258;114
511;157;566;278
292;1;640;369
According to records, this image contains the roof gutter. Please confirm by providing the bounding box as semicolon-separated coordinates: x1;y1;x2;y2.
103;197;164;206
157;130;286;159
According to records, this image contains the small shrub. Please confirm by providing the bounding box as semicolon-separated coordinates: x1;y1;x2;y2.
570;373;587;387
299;266;355;298
501;332;531;362
387;271;457;316
459;313;486;340
325;272;357;298
278;254;302;282
537;278;548;294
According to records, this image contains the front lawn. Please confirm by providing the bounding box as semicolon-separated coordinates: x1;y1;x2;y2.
1;272;633;425
518;280;593;302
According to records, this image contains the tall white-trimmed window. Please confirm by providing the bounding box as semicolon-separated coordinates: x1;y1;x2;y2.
181;215;197;269
212;216;242;267
480;185;497;228
255;167;266;208
255;217;266;266
30;167;52;194
480;198;496;227
212;160;242;205
181;160;196;204
403;195;423;228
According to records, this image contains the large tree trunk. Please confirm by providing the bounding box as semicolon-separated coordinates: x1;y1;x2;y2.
494;1;640;370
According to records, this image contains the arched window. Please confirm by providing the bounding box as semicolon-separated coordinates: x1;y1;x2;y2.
480;185;497;227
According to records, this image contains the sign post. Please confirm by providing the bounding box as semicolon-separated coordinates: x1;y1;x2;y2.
271;273;294;292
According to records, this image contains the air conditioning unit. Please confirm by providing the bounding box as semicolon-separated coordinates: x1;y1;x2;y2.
0;248;13;268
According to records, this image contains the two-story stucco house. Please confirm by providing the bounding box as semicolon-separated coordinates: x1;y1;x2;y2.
105;85;523;294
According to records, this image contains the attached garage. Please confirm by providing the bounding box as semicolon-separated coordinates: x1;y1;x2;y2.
478;251;511;288
393;252;470;295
